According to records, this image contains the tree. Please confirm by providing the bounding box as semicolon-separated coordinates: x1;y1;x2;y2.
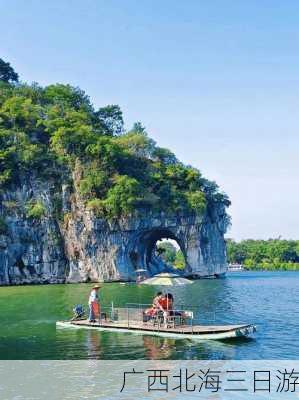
79;166;108;197
152;147;177;165
1;96;42;131
129;121;147;135
186;190;206;214
116;131;156;158
174;250;186;269
157;241;186;269
96;105;124;135
44;84;93;114
226;239;247;264
0;59;19;83
157;241;177;263
104;175;141;217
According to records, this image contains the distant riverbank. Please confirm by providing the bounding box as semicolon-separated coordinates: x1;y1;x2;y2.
227;238;299;271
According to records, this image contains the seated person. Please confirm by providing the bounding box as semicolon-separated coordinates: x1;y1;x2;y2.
158;293;174;312
161;293;186;320
156;293;174;325
151;293;175;327
143;292;164;322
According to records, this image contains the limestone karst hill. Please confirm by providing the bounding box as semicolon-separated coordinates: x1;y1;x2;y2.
0;61;230;284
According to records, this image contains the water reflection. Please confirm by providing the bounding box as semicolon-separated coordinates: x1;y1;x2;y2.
55;326;248;360
86;330;103;359
120;332;244;360
143;336;175;359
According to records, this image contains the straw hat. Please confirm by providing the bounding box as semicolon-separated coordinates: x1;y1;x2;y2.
92;284;102;289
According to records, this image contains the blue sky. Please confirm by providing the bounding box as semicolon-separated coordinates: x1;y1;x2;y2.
1;0;298;240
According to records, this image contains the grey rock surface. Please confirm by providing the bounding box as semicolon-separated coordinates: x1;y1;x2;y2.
0;177;229;285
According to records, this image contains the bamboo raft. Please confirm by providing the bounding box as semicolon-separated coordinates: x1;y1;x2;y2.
56;318;256;341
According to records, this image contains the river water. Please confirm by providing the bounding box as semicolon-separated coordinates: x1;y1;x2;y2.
0;271;298;360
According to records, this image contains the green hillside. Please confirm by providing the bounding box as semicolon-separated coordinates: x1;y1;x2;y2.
0;59;230;220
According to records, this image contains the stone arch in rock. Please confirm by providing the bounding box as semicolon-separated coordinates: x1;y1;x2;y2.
65;207;229;282
112;211;228;281
128;227;188;275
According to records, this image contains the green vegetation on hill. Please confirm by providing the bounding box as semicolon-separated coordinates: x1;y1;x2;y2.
227;239;299;270
0;59;230;219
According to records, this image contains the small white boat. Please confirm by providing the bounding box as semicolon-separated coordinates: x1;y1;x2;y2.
228;263;245;272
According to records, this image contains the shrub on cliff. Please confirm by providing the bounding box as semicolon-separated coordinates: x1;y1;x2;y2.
86;199;105;216
25;200;46;220
185;191;207;214
104;175;141;217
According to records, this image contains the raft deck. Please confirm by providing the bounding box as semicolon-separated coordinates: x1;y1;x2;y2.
56;319;256;340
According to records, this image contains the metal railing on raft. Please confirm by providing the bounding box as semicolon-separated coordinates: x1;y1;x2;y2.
82;302;239;329
95;303;218;328
125;302;218;324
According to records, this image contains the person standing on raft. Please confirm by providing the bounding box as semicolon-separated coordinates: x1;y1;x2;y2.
88;284;101;323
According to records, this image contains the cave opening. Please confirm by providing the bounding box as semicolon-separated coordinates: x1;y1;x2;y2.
138;228;187;273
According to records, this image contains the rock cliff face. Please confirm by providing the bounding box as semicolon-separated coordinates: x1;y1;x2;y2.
0;177;229;285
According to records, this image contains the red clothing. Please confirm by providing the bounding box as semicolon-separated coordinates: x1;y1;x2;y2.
91;302;100;318
158;297;173;311
144;307;156;317
145;295;164;317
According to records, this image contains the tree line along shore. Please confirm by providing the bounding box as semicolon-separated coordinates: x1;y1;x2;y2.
226;239;299;271
158;239;299;271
